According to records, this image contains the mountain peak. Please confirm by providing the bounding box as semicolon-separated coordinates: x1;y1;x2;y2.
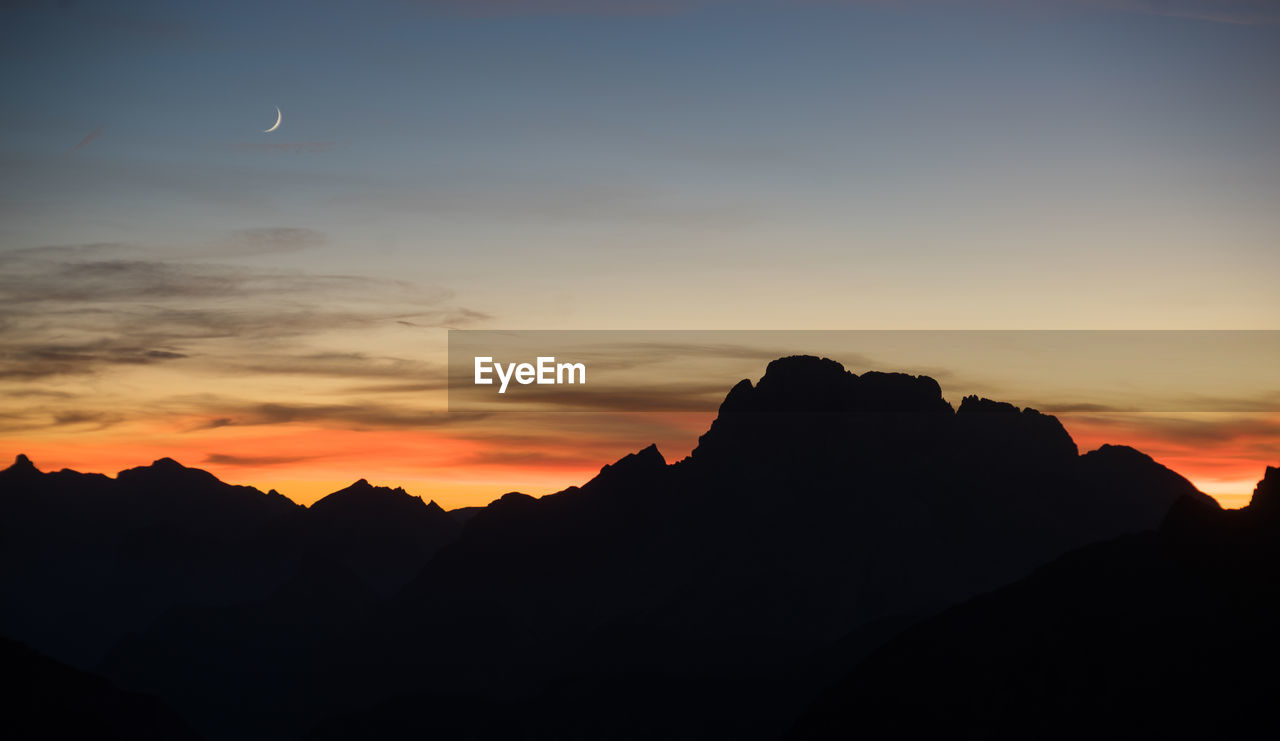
1087;443;1148;461
716;355;950;416
116;457;225;488
761;355;849;385
1247;465;1280;519
614;443;665;470
584;444;667;492
310;478;425;518
956;395;1078;461
738;355;857;413
691;356;952;464
6;453;39;474
957;396;1020;415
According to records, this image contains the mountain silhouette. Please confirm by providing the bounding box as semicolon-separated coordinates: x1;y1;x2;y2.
789;466;1280;739
102;555;382;740
0;455;301;666
0;456;458;669
0;356;1242;739
1;635;200;741
306;479;460;593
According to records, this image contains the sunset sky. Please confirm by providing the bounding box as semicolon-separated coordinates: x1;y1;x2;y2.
2;0;1277;508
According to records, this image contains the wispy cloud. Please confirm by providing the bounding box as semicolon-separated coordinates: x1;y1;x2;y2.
459;448;622;469
226;351;443;379
0;240;485;381
0;337;190;380
204;452;318;466
186;401;485;429
0;237;491;441
1070;413;1280;449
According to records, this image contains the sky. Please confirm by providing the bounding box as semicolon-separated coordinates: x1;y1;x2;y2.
2;0;1278;508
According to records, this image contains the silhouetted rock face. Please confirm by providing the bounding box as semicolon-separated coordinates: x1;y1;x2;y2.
590;443;667;485
120;456;207;481
0;456;305;666
4;453;39;479
0;456;459;668
574;444;669;508
2;636;200;741
955;395;1079;465
720;356;858;413
789;462;1280;739
101;557;381;741
692;357;953;471
1;356;1231;741
266;355;1213;741
707;355;949;418
111;458;302;538
307;479;460;594
310;479;433;524
1075;444;1214;531
856;371;950;413
1247;466;1280;520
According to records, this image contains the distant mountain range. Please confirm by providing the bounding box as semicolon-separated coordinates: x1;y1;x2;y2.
2;355;1270;740
0;454;461;670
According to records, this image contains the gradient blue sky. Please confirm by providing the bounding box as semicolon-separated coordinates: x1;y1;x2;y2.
3;0;1278;505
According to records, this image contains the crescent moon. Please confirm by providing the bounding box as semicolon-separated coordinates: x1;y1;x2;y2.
264;107;281;133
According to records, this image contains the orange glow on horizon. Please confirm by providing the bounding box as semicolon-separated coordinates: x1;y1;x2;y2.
1060;413;1278;510
0;412;716;508
4;411;1273;511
